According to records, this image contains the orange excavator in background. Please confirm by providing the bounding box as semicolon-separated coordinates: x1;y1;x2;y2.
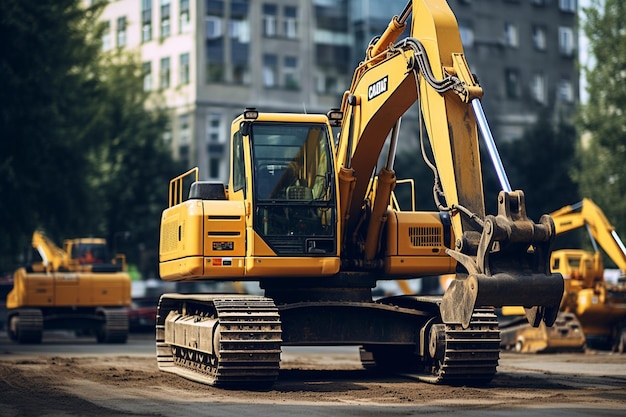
6;231;131;343
155;0;563;388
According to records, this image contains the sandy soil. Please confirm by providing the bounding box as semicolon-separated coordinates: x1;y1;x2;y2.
1;349;626;416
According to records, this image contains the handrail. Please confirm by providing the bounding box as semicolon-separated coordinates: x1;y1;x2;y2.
168;167;198;207
391;178;416;212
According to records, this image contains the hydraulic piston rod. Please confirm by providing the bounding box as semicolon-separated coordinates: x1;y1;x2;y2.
471;98;512;193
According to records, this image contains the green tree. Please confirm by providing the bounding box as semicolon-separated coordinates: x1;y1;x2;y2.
0;1;182;276
89;51;183;278
498;116;579;223
576;0;626;242
0;0;106;272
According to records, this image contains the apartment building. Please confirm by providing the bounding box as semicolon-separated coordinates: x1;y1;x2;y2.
454;0;579;140
97;0;578;182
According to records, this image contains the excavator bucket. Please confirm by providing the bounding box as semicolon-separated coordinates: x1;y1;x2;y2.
440;191;565;329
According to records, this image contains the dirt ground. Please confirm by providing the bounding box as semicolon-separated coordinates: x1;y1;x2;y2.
1;347;626;416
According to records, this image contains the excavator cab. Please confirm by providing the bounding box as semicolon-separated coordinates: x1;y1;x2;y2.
64;238;123;273
248;119;336;252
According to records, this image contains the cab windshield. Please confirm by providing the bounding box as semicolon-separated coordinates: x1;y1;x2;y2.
250;122;335;255
252;123;332;201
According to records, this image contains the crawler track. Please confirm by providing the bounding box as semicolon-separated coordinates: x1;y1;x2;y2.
96;308;129;344
8;309;43;344
156;295;282;387
417;308;500;385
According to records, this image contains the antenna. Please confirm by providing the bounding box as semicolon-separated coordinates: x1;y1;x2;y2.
302;102;307;114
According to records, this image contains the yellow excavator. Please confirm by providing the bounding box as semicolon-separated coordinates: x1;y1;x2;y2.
156;0;563;388
6;231;131;343
499;198;626;353
550;198;626;351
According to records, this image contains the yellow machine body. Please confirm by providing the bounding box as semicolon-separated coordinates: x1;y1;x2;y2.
500;307;585;353
6;231;131;344
7;267;130;309
155;0;564;388
502;199;626;352
550;199;626;349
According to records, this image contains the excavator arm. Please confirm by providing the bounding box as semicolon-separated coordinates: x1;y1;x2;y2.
31;231;70;272
336;0;563;328
551;198;626;274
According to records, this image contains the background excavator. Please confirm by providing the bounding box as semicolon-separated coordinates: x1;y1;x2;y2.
6;231;131;343
551;198;626;351
500;198;626;353
156;0;563;388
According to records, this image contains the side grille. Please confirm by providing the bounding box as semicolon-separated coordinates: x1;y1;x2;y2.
161;221;179;252
408;226;442;247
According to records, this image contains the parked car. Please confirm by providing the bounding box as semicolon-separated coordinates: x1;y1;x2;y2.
127;297;157;332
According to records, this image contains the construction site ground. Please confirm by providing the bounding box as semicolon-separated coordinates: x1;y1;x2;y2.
0;331;625;416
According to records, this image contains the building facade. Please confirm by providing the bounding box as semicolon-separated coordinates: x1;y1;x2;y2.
97;0;578;182
454;0;579;140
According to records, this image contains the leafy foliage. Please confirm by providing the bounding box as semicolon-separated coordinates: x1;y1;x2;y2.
0;1;182;276
576;0;626;242
89;51;184;277
498;116;579;222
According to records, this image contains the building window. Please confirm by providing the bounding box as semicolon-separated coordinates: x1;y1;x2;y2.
179;113;190;143
229;19;249;42
179;145;189;168
263;54;278;87
206;0;224;83
142;61;152;91
505;68;521;99
160;57;170;89
283;56;299;90
504;22;518;48
161;0;171;39
180;53;190;85
180;0;190;33
559;0;577;13
207;113;223;143
102;21;112;51
116;17;127;47
263;4;277;37
284;6;297;39
531;73;546;104
142;0;152;42
559;27;575;56
207;62;224;82
230;1;250;85
233;65;250;84
316;74;337;94
532;25;547;51
209;157;221;179
558;79;574;103
206;16;222;39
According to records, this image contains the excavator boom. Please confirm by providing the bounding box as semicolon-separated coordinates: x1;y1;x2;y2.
335;0;562;328
551;198;626;274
